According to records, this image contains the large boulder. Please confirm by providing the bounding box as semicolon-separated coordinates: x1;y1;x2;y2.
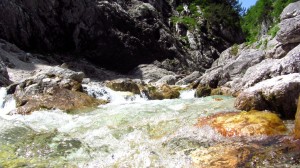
235;73;300;119
277;1;300;44
14;87;106;114
196;110;287;137
232;44;300;92
12;66;106;114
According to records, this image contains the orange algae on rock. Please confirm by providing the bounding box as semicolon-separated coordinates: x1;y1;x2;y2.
196;110;287;137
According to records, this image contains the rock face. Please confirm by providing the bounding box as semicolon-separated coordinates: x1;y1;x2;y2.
130;64;176;82
0;56;10;86
0;0;184;72
196;110;287;137
0;0;244;74
12;66;105;114
235;74;300;119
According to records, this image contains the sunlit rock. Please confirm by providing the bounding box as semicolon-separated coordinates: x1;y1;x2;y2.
235;73;300;119
191;143;252;168
195;110;287;137
14;88;107;114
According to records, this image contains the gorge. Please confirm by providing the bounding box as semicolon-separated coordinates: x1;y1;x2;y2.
0;0;300;167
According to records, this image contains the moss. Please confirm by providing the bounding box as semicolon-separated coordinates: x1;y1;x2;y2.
211;88;223;95
268;25;280;38
229;44;239;56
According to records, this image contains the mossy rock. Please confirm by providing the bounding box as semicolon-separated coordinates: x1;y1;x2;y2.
145;84;180;100
195;85;211;97
106;80;140;94
196;110;287;137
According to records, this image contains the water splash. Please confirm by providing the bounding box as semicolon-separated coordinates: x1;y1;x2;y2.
0;87;16;116
82;83;147;104
180;90;196;99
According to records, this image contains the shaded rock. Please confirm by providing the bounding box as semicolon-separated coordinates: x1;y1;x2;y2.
196;110;287;137
195;85;211;98
235;73;300;119
106;79;141;94
155;75;176;85
14;87;106;115
0;0;184;73
130;64;176;82
0;56;11;86
175;71;201;85
294;96;300;139
277;1;300;44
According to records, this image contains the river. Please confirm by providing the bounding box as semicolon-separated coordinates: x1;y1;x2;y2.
0;87;299;167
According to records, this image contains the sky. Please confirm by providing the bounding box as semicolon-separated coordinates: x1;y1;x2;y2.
239;0;257;9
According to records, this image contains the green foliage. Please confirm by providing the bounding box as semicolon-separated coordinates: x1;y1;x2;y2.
268;25;280;38
173;0;243;32
241;0;296;43
171;16;197;29
229;44;239;56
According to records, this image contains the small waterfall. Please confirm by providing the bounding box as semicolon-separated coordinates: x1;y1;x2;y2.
82;83;147;104
0;87;16;115
179;90;196;99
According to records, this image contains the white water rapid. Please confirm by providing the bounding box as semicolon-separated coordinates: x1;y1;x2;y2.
0;86;298;167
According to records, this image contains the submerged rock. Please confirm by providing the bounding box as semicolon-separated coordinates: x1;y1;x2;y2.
191;143;252;168
195;110;287;137
235;73;300;119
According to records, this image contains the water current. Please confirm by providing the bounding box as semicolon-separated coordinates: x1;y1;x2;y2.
0;86;299;167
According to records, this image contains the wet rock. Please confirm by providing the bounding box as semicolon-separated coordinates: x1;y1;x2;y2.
144;84;180;100
175;71;201;85
196;110;287;137
295;96;300;139
155;75;176;85
235;74;300;119
277;1;300;44
13;87;106;114
106;79;141;94
11;66;106;114
195;85;211;98
191;143;252;168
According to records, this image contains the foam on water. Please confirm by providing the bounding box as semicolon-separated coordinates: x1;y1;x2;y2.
0;87;16;117
180;89;196;99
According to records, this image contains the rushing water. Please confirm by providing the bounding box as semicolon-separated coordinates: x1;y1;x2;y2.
0;87;299;167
